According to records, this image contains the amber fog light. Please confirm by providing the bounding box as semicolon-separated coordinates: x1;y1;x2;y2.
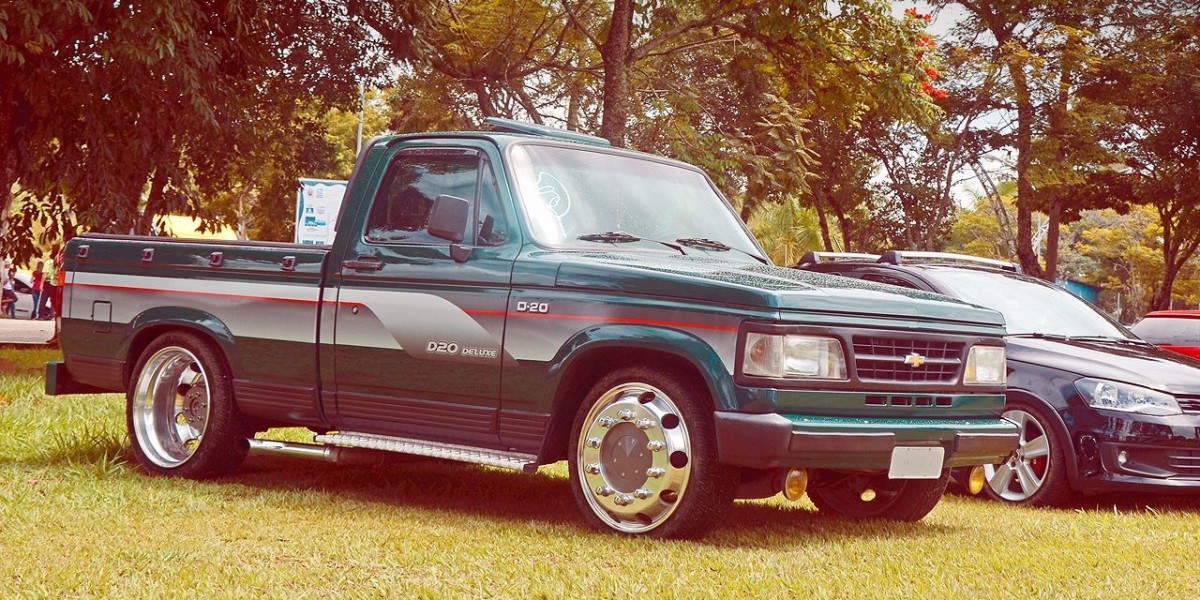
781;468;809;501
968;466;987;495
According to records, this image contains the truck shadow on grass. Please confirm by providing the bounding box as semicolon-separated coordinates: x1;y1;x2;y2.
221;453;956;546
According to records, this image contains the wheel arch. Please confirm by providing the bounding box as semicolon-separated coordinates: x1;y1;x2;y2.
122;307;238;388
537;324;735;464
1004;388;1083;491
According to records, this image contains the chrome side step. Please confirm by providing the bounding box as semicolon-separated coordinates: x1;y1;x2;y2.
314;431;540;474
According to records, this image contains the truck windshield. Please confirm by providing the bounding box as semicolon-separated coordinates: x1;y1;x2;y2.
508;143;763;260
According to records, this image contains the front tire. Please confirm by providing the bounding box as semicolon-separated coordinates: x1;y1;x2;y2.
982;401;1071;506
810;471;949;521
127;331;248;478
568;366;738;538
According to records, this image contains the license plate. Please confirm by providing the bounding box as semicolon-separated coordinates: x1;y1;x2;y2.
888;447;945;479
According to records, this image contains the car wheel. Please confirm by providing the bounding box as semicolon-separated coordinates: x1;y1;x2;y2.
568;366;739;538
127;331;248;478
809;471;949;521
983;401;1071;506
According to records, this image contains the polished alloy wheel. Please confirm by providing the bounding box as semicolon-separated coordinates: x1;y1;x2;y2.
984;408;1050;501
130;346;211;468
575;382;691;533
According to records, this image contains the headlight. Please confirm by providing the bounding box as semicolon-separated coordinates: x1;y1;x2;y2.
964;345;1006;385
1075;378;1180;416
742;333;847;380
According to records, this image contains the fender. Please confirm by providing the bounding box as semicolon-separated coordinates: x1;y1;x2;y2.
548;323;737;411
122;306;239;380
1004;388;1083;490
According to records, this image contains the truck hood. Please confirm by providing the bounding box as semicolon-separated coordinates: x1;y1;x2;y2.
1009;336;1200;395
548;252;1005;328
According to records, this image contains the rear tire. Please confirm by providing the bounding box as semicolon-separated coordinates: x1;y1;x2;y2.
568;366;738;538
127;331;248;478
810;471;949;521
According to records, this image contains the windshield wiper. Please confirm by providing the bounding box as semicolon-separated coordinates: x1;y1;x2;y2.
676;237;769;264
1008;333;1072;340
577;231;685;255
1066;335;1156;347
1008;332;1155;347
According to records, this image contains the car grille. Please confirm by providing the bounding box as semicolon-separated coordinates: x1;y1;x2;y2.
1177;395;1200;414
852;335;964;383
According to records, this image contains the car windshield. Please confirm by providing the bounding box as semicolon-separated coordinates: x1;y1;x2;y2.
1131;317;1200;345
932;269;1132;338
508;143;763;260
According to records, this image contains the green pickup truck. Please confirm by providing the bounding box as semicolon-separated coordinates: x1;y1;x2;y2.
47;119;1017;538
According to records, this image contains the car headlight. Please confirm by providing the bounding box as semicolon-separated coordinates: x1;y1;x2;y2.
1075;378;1181;416
742;333;847;380
964;345;1006;385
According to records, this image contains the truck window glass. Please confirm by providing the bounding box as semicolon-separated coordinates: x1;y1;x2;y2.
365;151;479;244
508;144;760;257
476;158;509;245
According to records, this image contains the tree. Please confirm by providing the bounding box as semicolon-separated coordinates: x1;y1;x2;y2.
357;0;939;224
933;0;1126;280
1;0;378;258
1094;0;1200;311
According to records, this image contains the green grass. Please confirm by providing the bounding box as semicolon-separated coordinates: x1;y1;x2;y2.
3;346;1199;598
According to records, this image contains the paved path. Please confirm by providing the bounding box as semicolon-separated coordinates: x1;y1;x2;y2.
0;318;55;345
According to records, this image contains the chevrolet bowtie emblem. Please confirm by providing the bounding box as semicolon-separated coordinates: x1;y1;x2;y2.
903;352;926;368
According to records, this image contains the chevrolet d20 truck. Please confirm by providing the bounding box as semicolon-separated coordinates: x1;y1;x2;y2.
47;119;1017;538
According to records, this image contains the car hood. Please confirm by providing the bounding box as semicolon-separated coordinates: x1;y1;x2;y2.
547;252;1006;329
1008;336;1200;395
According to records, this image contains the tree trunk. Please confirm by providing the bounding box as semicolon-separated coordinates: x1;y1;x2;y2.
813;197;834;252
137;165;170;236
1009;62;1046;279
598;0;634;146
1044;198;1061;281
834;204;851;253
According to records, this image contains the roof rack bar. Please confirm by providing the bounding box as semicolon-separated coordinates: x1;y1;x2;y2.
878;250;1018;271
796;251;881;266
482;117;612;147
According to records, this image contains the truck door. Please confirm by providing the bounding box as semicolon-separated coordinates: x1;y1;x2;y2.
328;145;517;447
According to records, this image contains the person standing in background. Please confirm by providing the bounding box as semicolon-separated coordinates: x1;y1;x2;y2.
39;245;59;320
30;260;45;319
46;246;65;345
1;260;16;318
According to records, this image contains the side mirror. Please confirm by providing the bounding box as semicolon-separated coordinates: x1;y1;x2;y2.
428;194;470;243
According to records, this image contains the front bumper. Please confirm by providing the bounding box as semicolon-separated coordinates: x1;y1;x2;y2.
1071;407;1200;495
714;411;1019;471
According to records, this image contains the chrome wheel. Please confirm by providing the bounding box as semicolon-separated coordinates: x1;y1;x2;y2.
575;382;691;534
985;408;1051;502
130;346;211;468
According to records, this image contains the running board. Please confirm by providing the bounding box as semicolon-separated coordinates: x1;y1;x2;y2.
314;431;539;474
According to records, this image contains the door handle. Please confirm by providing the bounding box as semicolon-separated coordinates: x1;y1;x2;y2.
342;256;384;272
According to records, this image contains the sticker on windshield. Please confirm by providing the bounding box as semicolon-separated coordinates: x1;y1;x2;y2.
537;172;571;219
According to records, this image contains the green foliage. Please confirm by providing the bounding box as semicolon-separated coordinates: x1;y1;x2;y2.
1;0;379;254
361;0;938;222
931;0;1133;279
948;196;1200;320
748;197;832;266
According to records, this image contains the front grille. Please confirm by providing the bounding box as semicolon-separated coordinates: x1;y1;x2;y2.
1178;395;1200;414
852;336;964;383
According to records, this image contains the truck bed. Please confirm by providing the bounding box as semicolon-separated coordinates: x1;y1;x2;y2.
61;233;332;426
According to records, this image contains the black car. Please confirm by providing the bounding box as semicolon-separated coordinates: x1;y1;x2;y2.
796;250;1200;506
